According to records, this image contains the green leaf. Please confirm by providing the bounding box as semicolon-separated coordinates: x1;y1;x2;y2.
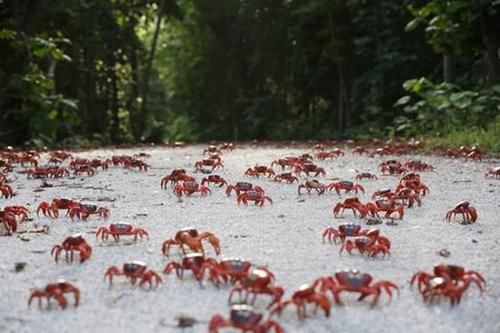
395;95;411;106
405;19;420;32
48;109;58;120
0;29;17;40
403;79;418;91
58;99;78;110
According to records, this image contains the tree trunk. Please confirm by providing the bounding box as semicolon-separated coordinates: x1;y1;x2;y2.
443;53;454;82
108;50;119;142
480;5;500;84
82;47;96;136
337;61;345;137
128;48;140;139
139;0;165;141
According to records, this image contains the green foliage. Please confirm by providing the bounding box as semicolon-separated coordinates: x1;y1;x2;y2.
405;0;475;54
166;114;200;142
394;78;500;137
0;0;498;149
0;28;78;145
425;115;500;153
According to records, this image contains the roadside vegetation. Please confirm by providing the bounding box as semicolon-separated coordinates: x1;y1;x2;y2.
1;1;499;152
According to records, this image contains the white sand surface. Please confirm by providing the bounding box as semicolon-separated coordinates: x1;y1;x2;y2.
0;144;498;333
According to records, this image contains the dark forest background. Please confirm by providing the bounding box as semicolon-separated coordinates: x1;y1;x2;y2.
1;1;499;150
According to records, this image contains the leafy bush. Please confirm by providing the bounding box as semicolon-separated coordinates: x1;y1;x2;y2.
166;114;200;142
393;78;500;136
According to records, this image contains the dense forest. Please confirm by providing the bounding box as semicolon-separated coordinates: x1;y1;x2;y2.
1;1;499;150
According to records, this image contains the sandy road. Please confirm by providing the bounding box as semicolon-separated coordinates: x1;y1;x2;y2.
0;144;499;333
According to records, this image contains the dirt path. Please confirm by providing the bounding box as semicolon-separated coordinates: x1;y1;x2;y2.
0;145;499;333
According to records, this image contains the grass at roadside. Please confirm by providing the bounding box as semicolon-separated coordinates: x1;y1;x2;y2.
424;117;500;155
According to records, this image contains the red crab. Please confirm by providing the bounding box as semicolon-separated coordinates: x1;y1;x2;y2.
164;253;218;282
201;175;228;187
294;163;326;177
173;181;211;197
414;276;469;305
371;189;395;201
89;158;111;170
378;160;406;175
0;183;13;198
271;157;299;170
69;158;90;169
19;154;39;167
195;159;224;172
465;149;482;162
273;172;299;183
208;154;223;163
226;182;264;196
330;148;345;157
209;304;285;333
403;160;434;171
322;224;389;246
442;148;460;159
271;283;331;320
392;188;422;208
315;151;337;160
313;143;325;151
48;156;64;164
3;205;30;221
111;155;133;166
202;258;253;286
73;165;96;176
220;142;235;151
352;146;370;155
37;198;79;218
297;180;326;195
396;179;430;196
411;264;485;294
0;172;6;182
203;145;222;155
51;234;92;263
237;190;273;206
28;279;80;310
105;261;162;289
314;270;399;307
445;201;477;224
411;264;485;305
355;172;378;180
332;197;365;217
0;160;13;172
161;227;221;257
229;267;284;309
96;223;149;242
67;203;110;220
28;166;69;179
1;205;32;235
123;158;149;171
49;151;72;161
244;166;275;178
0;211;17;235
400;172;420;182
50;166;71;178
161;169;193;188
485;167;500;179
327;180;365;195
27;167;52;179
362;200;404;220
340;236;391;258
370;146;394;157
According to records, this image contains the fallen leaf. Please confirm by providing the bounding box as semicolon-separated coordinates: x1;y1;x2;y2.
14;262;27;272
438;249;451;257
17;235;30;242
